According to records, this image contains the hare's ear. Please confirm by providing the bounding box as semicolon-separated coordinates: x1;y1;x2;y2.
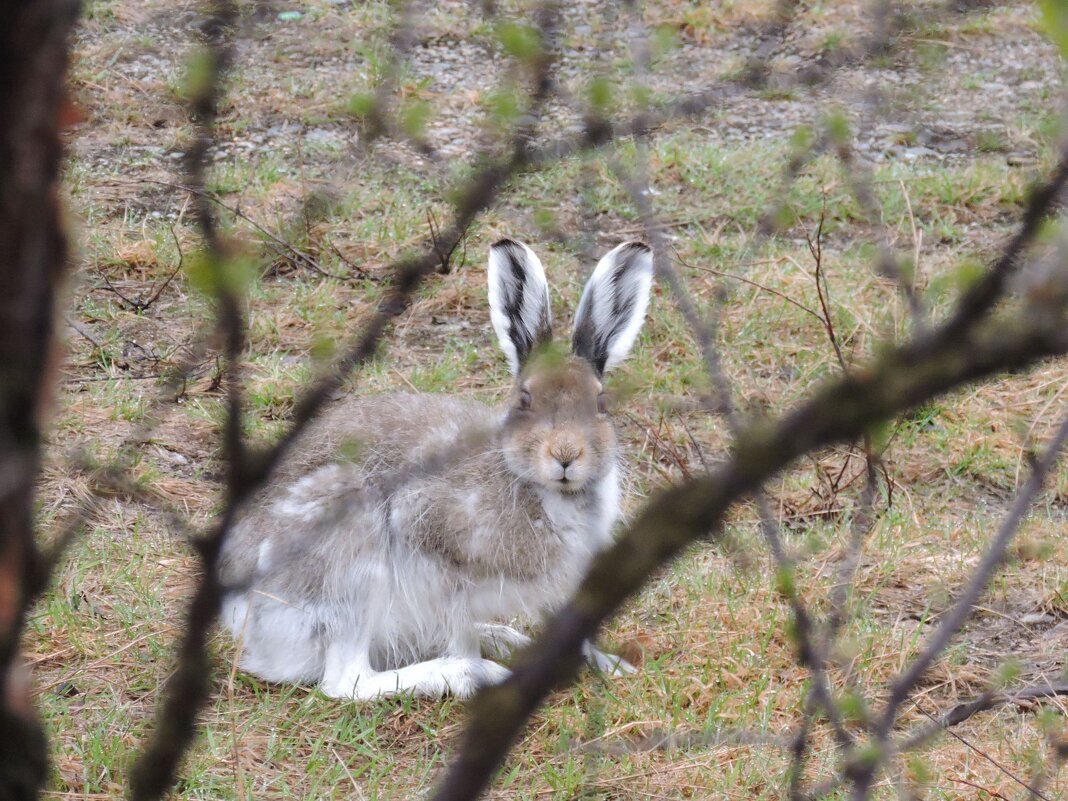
488;238;553;375
571;242;653;375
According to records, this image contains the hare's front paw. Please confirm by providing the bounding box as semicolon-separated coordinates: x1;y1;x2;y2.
477;622;532;659
465;657;512;694
409;657;511;699
584;643;637;677
321;657;510;700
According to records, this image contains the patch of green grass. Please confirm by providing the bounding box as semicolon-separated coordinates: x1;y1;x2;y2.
978;129;1008;154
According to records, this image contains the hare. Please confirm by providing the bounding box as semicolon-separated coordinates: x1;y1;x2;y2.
217;238;654;699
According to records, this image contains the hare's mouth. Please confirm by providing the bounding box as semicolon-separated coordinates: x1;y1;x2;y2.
552;476;585;493
537;452;590;491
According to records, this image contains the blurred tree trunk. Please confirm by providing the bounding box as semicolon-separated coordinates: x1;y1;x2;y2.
0;2;80;799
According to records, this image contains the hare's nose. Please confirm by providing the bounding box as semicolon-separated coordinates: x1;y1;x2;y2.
550;445;583;468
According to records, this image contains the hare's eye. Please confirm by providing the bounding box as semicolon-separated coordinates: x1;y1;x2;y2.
518;389;532;410
596;392;608;415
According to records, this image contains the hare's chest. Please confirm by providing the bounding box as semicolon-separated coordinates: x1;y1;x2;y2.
538;467;618;552
537;494;597;547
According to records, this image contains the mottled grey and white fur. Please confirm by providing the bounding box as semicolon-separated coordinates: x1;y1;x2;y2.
217;239;654;699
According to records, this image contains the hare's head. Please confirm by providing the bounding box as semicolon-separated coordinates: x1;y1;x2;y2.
488;239;653;493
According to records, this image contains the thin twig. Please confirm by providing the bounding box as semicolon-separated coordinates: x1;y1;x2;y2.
919;708;1054;801
878;410;1068;737
133;4;562;797
106;177;350;281
949;776;1012;801
681;256;825;325
138;224;186;309
896;684;1068;753
807;210;848;372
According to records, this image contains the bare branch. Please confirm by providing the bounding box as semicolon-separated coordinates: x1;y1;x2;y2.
896;684;1068;753
429;144;1068;799
131;4;563;796
129;2;241;798
876;410;1068;732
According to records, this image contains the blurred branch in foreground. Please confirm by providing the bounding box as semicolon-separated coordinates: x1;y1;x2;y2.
0;2;81;798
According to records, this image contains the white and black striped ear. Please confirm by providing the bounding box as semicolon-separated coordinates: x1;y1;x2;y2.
488;238;553;375
571;241;653;375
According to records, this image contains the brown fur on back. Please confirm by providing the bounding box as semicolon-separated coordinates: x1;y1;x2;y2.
218;394;500;587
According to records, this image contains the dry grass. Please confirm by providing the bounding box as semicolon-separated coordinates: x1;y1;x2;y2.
27;0;1068;798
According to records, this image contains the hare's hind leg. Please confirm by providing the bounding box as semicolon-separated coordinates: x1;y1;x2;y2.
320;638;383;700
221;591;327;683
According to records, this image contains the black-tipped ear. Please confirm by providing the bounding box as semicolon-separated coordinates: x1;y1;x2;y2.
488;239;553;375
571;241;653;375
